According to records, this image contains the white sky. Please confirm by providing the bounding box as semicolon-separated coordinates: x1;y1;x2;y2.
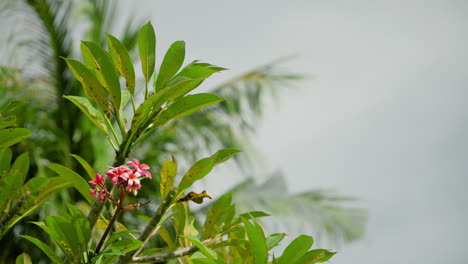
122;1;468;263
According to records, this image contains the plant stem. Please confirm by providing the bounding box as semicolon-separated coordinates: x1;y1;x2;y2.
95;206;122;254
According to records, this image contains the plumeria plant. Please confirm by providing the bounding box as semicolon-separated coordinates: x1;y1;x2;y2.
12;22;336;264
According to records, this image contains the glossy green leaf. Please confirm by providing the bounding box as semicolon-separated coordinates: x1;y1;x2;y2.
0;147;12;175
63;96;108;135
45;164;93;204
20;235;61;264
153;93;224;127
160;157;177;197
266;233;286;250
0;128;32;148
107;33;136;96
178;157;214;191
81;41;121;110
138;22;156;82
242;218;268;264
15;252;32;264
211;148;241;165
181;235;217;260
155;41;185;92
70;154;96;181
63;58;110;114
297;249;336;264
277;235;314;264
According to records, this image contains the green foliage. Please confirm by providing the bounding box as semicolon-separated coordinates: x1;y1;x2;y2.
0;102;73;240
0;1;355;260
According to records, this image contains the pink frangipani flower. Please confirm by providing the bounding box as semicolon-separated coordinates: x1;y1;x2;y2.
127;158;152;179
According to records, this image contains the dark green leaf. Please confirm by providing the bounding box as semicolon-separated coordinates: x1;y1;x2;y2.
45;164;93;204
138;22;156;82
107;33;135;96
155;41;185;92
0;100;29;116
70;154;96;181
63;58;110;114
0;116;17;130
20;235;61;264
81;41;121;110
0;128;32;148
0;147;12;175
64;96;108;135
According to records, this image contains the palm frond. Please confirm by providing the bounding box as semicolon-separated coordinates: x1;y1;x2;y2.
137;57;305;169
227;172;367;247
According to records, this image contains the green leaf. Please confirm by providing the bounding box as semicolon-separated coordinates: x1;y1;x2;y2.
63;58;110;114
0;152;29;213
0;115;17;130
81;41;121;110
159;157;177;197
153;93;224;127
107;33;136;96
202;193;233;239
181;235;217;260
178;157;214;191
296;249;336;264
45;164;93;204
20;235;61;264
155;41;185;92
70;154;96;181
235;211;270;224
46;216;82;258
266;233;286;250
211;148;241;165
242;218;268;264
102;239;143;264
277;235;314;264
0;100;29;116
0;128;32;148
64;96;108;135
0;177;72;238
0;147;12;175
15;253;32;264
104;230;140;247
138;22;156;82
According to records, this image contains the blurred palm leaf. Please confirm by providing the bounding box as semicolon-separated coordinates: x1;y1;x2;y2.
228;172;367;247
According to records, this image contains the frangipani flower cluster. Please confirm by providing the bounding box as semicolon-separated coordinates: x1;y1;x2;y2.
89;158;152;203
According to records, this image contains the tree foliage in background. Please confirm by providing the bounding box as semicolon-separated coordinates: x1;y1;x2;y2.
0;0;366;262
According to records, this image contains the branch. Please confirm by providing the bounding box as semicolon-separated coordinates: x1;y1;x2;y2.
131;239;213;263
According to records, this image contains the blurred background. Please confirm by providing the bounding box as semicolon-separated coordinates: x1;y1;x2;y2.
1;0;467;263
